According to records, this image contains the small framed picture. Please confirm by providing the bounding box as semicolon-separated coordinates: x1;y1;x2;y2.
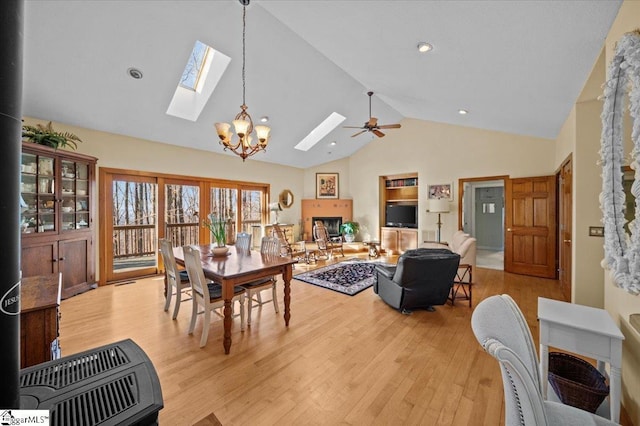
316;173;339;199
428;183;453;200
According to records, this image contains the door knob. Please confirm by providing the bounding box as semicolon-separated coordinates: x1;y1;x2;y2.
507;228;512;232
563;239;571;243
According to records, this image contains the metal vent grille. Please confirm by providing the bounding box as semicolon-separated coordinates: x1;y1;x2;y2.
50;373;139;426
20;346;130;389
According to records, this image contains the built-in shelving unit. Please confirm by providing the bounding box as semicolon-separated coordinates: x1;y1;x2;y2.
382;174;419;203
379;173;419;253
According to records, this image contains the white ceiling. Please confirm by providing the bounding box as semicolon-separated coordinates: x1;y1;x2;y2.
22;0;622;169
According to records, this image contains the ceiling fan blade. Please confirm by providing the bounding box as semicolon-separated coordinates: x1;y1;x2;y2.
351;130;368;138
343;126;364;129
377;124;401;129
367;117;378;127
373;129;385;138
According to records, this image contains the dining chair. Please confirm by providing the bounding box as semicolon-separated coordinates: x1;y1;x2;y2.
235;232;252;251
158;238;191;319
240;236;280;326
182;245;246;347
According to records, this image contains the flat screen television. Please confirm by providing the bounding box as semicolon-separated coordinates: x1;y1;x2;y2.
385;204;418;228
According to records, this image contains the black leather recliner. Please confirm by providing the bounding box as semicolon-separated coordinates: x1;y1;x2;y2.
374;248;460;313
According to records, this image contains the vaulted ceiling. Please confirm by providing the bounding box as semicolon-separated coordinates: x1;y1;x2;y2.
22;1;622;168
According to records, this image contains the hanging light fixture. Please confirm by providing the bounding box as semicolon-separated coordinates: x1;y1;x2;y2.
215;0;270;161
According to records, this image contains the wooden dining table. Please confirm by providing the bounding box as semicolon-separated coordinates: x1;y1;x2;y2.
173;244;298;354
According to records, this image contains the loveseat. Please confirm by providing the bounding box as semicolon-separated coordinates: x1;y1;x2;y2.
374;248;460;313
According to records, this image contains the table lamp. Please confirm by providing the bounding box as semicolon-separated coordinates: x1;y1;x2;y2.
428;198;450;243
269;202;282;224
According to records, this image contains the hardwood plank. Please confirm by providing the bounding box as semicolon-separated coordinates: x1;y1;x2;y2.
57;258;632;425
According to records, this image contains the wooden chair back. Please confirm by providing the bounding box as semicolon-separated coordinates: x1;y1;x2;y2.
271;224;292;256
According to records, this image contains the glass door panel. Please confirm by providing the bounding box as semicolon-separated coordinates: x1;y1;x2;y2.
60;159;91;232
241;189;264;234
165;182;200;246
21;152;56;234
210;187;237;244
110;176;158;281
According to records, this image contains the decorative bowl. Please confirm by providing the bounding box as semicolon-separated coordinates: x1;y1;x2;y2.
211;246;230;257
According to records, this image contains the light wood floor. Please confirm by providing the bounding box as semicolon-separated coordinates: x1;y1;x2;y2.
58;256;630;425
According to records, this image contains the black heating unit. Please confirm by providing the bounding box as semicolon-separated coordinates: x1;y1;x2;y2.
20;339;163;426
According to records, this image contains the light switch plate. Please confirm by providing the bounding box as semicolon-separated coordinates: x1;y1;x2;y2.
589;226;604;237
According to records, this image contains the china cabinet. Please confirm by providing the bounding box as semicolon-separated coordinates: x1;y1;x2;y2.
20;142;97;299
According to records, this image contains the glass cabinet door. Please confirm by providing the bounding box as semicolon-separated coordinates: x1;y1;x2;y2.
21;152;56;234
60;159;90;232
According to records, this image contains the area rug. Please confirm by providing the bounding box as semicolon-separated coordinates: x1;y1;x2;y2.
294;259;393;296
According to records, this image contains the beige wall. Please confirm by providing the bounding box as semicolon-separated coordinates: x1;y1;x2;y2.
348;118;556;242
573;99;607;307
23;117;306;276
601;1;640;424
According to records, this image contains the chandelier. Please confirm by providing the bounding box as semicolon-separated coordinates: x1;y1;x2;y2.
215;0;270;161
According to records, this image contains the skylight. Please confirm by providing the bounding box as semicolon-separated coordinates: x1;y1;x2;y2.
294;112;346;151
180;41;211;93
166;40;231;122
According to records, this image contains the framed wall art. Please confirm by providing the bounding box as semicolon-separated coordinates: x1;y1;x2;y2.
427;183;453;200
316;173;339;199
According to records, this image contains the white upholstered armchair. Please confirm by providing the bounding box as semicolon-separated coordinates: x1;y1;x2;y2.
471;294;618;425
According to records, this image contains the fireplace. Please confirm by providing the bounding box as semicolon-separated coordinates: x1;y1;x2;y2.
313;216;342;238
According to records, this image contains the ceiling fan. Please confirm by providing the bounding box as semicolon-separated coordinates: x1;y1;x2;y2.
344;91;401;138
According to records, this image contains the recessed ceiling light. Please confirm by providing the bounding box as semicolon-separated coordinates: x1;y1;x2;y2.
458;109;468;115
417;42;433;53
127;67;143;79
260;116;269;123
330;141;337;146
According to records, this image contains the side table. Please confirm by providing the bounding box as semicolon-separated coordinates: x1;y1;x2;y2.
448;264;472;307
538;297;624;422
363;241;380;258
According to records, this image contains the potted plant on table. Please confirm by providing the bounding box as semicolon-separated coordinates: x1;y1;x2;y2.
203;213;229;256
340;221;360;243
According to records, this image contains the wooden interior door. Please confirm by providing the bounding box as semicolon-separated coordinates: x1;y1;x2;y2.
558;158;572;301
504;176;557;278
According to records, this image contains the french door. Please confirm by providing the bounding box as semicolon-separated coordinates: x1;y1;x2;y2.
208;185;266;244
106;174;158;283
100;168;269;284
164;179;200;247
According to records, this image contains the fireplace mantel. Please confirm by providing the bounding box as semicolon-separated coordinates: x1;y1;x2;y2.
301;199;353;241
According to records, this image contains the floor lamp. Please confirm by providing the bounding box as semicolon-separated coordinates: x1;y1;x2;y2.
428;198;450;243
